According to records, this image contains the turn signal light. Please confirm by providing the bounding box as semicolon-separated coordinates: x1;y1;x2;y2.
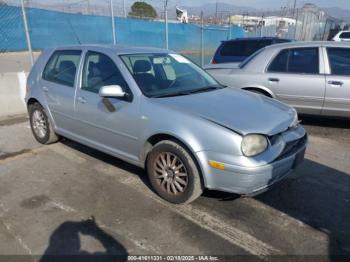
209;161;225;170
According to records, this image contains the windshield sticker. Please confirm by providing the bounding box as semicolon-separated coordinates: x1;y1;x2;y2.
169;54;190;63
153;57;171;64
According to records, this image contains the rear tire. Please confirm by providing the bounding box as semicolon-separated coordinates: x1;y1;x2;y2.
29;103;59;144
146;140;203;204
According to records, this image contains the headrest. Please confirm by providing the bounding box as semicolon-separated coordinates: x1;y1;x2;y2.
59;61;75;72
133;60;152;73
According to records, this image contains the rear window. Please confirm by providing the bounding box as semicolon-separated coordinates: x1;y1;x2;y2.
339;32;350;39
43;50;82;87
239;48;265;68
220;40;272;57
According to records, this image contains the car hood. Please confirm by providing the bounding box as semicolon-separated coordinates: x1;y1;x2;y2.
153;88;296;136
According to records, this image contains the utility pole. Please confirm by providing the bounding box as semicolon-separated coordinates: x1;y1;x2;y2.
20;0;34;66
294;8;299;40
292;0;297;18
200;11;204;67
110;0;116;44
164;0;169;49
260;14;264;37
228;12;232;40
215;0;218;24
123;0;126;18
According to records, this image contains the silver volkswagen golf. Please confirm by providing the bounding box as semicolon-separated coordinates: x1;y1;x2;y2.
25;45;307;204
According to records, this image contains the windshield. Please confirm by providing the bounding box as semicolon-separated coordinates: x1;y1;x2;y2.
120;53;222;97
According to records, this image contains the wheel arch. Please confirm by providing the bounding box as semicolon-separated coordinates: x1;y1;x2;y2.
27;97;40;109
242;86;275;98
26;97;57;130
142;133;206;188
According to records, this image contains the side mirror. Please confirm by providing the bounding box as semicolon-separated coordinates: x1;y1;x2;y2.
99;85;126;98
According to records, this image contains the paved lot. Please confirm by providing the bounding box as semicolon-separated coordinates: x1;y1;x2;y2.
0;115;350;260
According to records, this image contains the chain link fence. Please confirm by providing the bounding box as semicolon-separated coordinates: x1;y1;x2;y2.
245;5;342;41
0;1;26;52
0;0;343;72
0;0;245;70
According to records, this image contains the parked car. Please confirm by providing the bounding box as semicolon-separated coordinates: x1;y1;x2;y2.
205;41;350;118
206;37;292;68
332;31;350;42
26;45;307;204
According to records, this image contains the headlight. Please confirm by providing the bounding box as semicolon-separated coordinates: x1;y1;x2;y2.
290;109;299;128
241;134;268;157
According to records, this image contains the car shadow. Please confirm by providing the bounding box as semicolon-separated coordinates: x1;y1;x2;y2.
300;115;350;129
200;159;350;259
262;159;350;257
60;139;155;193
40;217;128;262
60;139;350;258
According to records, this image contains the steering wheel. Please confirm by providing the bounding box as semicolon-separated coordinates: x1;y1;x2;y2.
167;73;193;90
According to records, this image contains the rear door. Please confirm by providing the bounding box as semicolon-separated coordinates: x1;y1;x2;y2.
323;47;350;117
41;50;82;130
264;47;326;115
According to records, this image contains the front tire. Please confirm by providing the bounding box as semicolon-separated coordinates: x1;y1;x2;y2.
29;103;59;144
146;140;203;204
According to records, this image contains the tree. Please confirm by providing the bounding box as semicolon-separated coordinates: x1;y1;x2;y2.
129;1;157;18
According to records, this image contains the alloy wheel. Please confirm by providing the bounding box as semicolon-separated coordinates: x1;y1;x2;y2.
153;152;188;195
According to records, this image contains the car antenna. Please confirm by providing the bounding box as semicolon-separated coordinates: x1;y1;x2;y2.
65;15;82;45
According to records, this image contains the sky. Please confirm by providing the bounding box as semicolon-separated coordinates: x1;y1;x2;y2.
182;0;350;9
6;0;350;11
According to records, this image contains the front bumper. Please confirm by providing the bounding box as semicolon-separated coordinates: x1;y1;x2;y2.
196;128;307;195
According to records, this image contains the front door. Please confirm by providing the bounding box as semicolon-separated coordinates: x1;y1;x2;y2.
323;47;350;117
74;50;140;162
264;47;326;115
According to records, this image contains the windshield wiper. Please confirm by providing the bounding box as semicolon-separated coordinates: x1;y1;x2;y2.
151;85;226;98
186;85;225;94
151;91;191;98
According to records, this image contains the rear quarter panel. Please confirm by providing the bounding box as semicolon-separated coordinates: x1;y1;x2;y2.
207;68;265;91
26;49;57;126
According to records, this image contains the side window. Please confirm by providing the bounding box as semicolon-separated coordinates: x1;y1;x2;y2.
268;48;319;74
220;41;245;56
81;51;129;94
327;48;350;76
288;48;319;74
268;49;289;73
339;32;350;39
43;50;82;87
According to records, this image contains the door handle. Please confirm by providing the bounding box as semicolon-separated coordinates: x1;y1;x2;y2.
268;78;280;83
328;80;343;87
42;86;49;92
77;96;87;104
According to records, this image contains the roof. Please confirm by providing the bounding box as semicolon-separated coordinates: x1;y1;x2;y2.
225;37;291;42
50;44;170;54
264;41;350;50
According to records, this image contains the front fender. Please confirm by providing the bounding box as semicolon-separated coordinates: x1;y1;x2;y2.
138;98;243;165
